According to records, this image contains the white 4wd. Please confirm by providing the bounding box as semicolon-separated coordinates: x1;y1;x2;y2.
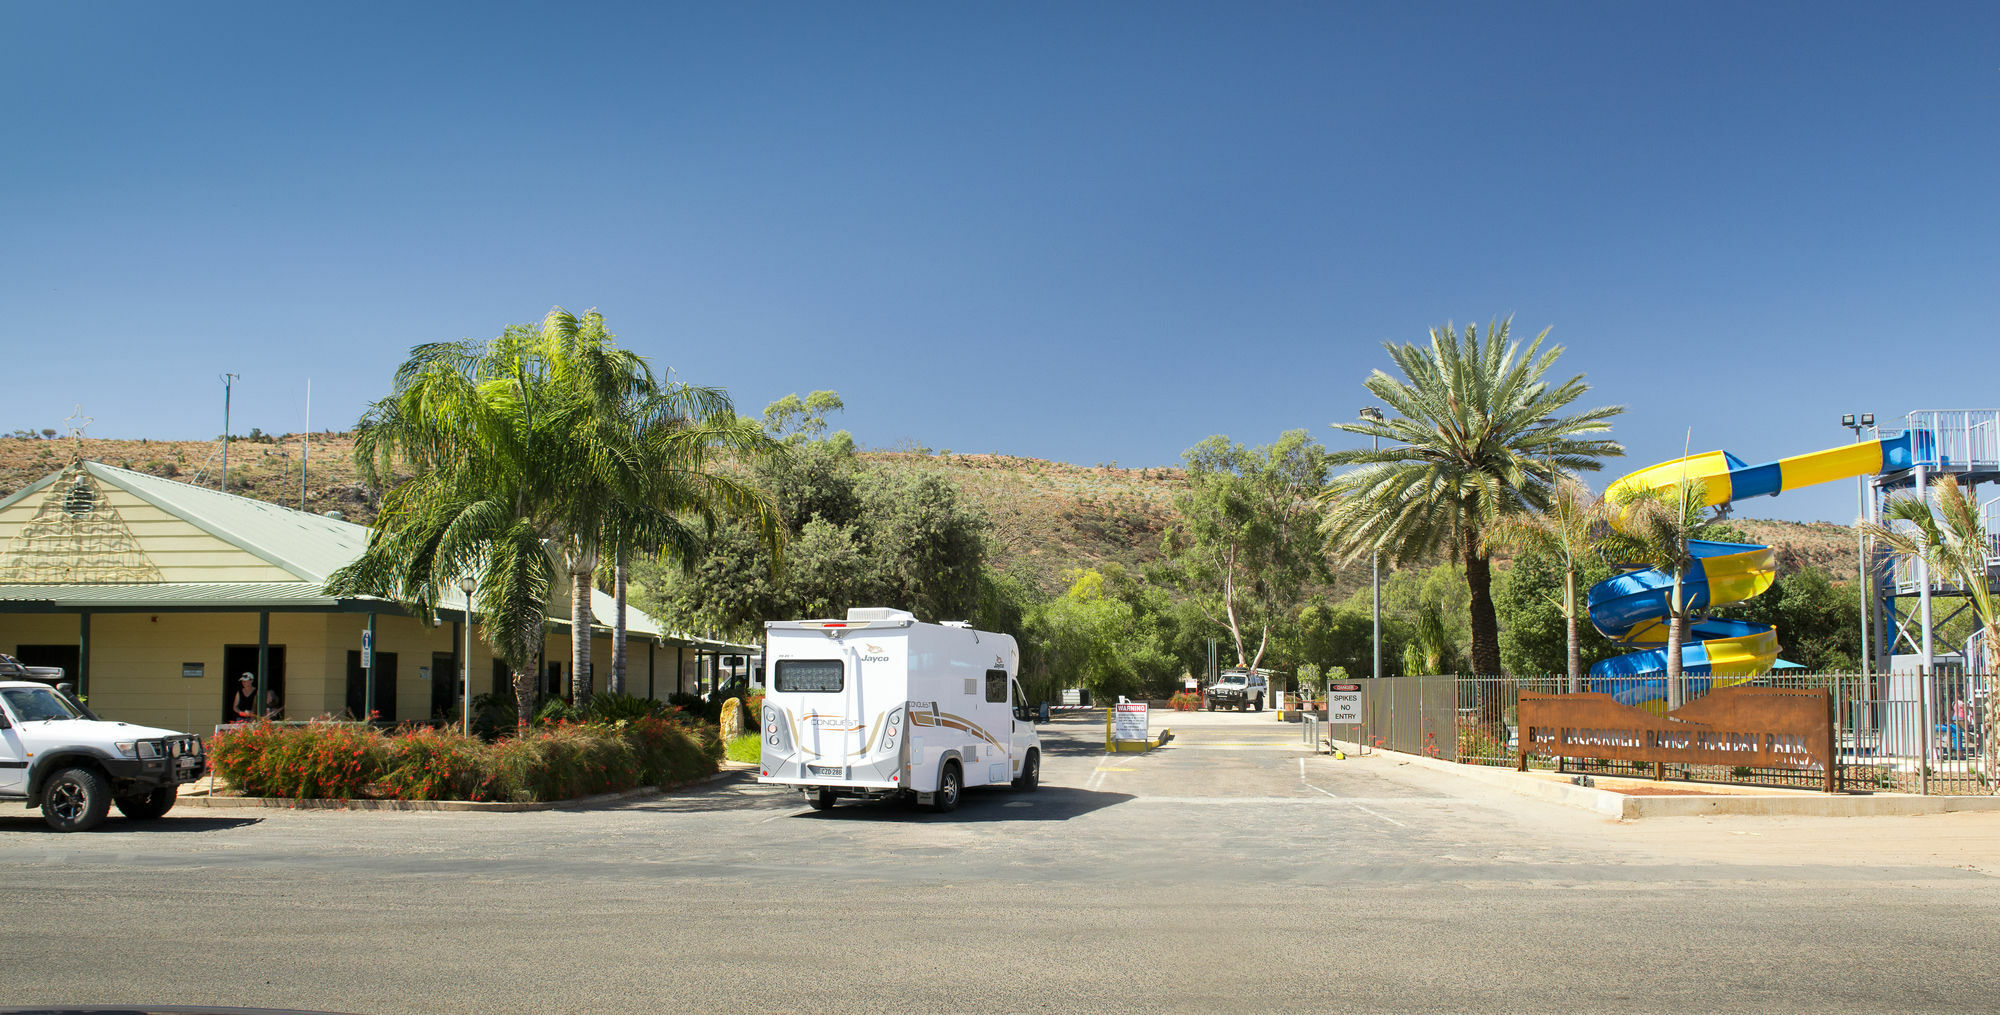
1204;670;1267;711
0;679;206;832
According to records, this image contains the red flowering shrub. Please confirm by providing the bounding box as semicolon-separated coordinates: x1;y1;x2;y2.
1169;691;1202;712
208;715;722;802
379;727;494;801
209;720;385;800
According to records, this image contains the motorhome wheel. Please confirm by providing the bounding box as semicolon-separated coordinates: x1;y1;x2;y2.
931;761;961;813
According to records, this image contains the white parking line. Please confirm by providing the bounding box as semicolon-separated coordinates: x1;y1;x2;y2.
1351;803;1408;827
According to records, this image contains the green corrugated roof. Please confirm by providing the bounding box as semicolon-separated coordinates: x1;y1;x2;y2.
0;463;741;646
82;462;366;583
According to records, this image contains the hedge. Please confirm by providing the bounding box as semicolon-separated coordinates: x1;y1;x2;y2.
208;716;723;802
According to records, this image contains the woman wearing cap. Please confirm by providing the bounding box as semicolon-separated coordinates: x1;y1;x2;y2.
231;673;260;722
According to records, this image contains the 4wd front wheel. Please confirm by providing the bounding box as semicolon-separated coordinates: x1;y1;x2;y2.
116;787;178;821
42;766;111;832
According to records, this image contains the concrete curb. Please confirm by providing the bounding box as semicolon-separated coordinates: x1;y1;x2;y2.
1329;738;2000;819
177;769;740;813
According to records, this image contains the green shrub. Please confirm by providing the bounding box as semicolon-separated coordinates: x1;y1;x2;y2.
585;691;682;722
534;698;583;725
725;732;761;764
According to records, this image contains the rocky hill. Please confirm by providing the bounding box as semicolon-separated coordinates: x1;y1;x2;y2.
1;434;1865;593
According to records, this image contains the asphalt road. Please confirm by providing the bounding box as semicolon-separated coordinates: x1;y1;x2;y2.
2;710;1996;1014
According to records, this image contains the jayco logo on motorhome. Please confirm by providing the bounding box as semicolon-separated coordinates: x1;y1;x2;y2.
860;643;890;663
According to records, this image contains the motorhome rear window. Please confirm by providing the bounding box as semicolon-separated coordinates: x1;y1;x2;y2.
774;660;844;693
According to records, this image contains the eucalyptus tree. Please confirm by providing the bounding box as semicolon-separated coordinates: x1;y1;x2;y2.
1162;430;1332;676
1483;477;1612;691
1319;318;1624;677
1599;479;1711;709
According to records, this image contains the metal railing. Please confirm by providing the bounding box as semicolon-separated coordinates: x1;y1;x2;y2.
1363;673;1992;795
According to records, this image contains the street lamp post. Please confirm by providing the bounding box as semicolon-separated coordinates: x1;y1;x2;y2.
1843;414;1874;683
459;575;476;736
1360;407;1385;682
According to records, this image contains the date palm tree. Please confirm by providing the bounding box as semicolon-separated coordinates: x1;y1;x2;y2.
1320;318;1624;679
1482;477;1612;691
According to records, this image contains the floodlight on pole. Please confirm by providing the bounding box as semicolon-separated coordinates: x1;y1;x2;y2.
1843;413;1871;686
1359;407;1385;683
460;575;477;736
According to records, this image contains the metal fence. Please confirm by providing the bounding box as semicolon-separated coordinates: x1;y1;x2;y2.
1357;672;1993;795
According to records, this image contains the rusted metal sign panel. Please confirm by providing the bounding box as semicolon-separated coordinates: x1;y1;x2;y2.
1517;686;1834;791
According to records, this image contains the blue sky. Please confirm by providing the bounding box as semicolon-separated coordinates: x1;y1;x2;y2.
5;3;1996;524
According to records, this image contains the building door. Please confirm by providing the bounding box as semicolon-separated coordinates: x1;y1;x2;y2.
13;644;80;684
345;651;398;722
430;651;458;722
221;645;287;723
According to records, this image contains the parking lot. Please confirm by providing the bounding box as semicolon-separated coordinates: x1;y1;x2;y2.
3;708;1997;1014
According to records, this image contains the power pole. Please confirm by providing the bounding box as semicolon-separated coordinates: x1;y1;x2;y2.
220;373;239;493
301;379;311;510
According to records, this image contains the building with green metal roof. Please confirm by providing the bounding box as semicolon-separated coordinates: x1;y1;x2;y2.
0;461;752;732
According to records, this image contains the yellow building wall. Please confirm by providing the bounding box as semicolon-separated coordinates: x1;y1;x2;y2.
0;486;302;583
3;609;681;735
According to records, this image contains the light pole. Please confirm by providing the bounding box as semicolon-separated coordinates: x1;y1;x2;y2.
1360;407;1385;682
1843;413;1874;684
459;575;476;736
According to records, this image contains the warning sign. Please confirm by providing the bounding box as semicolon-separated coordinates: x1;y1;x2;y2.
1113;702;1150;741
1328;683;1364;724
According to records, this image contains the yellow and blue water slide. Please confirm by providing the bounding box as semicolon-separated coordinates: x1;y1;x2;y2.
1585;431;1928;708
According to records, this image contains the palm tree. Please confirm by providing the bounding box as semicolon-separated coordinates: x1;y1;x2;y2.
600;384;785;694
1401;596;1460;676
535;308;652;704
1320;318;1624;678
327;324;578;728
1482;477;1611;691
535;308;784;702
1600;478;1710;709
1864;474;1998;659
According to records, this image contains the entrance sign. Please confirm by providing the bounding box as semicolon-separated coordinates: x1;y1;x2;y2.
1328;683;1364;724
1113;702;1149;741
1517;686;1834;792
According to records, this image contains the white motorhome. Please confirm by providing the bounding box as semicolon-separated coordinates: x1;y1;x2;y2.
758;608;1041;813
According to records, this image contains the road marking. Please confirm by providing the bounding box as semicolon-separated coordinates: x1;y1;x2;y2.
1298;759;1341;800
1124;796;1423;805
1351;803;1409;827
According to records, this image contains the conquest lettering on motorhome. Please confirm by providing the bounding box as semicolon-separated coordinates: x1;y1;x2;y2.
759;607;1042;814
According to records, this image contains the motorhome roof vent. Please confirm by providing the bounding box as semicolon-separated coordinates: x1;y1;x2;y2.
845;607;915;622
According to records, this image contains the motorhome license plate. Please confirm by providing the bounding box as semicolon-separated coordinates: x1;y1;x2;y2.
807;765;842;777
